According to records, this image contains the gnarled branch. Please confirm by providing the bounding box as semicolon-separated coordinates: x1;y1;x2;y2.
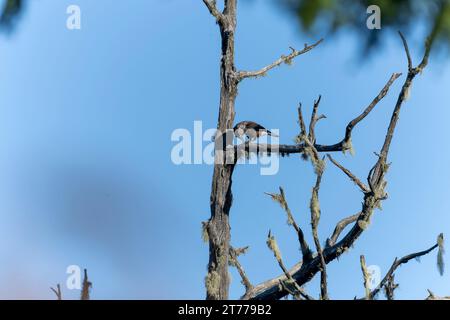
364;240;439;300
237;40;323;81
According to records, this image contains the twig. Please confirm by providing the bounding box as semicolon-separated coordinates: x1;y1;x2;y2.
383;274;398;300
265;187;313;262
308;95;325;143
366;241;439;300
229;246;253;294
327;154;370;193
398;32;412;71
360;255;371;300
309;159;328;299
297;103;308;138
426;289;450;300
50;284;62;300
81;269;92;300
237;40;323;80
202;0;223;23
326;212;361;247
266;231;313;300
343;73;402;150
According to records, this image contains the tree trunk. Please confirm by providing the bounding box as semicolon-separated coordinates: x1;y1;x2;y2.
205;0;237;300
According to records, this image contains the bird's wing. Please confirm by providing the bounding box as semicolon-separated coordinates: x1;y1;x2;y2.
246;121;266;131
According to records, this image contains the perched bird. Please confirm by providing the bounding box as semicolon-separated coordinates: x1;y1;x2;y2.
233;121;278;141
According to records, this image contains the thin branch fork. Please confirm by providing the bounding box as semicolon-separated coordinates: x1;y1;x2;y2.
229;246;253;294
202;0;224;23
237;39;323;81
50;284;62;300
365;242;439;300
265;187;313;262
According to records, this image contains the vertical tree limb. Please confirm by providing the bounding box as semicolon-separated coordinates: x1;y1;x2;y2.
203;0;321;300
204;0;238;300
81;269;92;300
360;255;371;300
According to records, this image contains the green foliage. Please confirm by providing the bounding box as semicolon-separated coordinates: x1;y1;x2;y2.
279;0;450;54
0;0;23;31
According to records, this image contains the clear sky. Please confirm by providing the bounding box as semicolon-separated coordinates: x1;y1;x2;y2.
0;0;449;299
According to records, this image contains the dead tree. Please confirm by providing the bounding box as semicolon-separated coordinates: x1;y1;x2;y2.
202;0;444;300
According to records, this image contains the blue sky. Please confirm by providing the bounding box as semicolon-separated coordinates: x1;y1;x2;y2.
0;0;449;299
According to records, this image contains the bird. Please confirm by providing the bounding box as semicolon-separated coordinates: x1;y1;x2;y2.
233;121;278;141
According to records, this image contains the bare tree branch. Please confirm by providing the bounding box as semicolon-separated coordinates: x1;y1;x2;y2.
81;269;92;300
265;187;313;262
297;103;308;139
237;40;323;81
426;289;450;300
360;255;371;300
266;231;313;300
399;32;413;71
229;246;253;294
202;0;224;23
308;95;325;143
50;284;62;301
327;154;370;193
309;157;328;300
242;261;303;300
383;274;398;300
326;212;360;248
365;241;439;300
342;73;402;151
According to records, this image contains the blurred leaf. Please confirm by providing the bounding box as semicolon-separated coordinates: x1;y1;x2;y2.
0;0;23;32
279;0;450;55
